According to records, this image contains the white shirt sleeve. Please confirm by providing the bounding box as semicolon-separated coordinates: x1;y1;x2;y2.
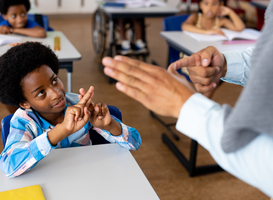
221;47;254;86
176;93;273;197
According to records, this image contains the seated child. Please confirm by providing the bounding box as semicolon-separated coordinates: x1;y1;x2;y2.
181;0;245;35
117;18;148;55
0;0;46;37
0;42;141;178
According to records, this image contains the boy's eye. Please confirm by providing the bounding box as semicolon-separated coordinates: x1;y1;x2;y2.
11;14;16;19
52;77;58;85
37;90;45;97
21;13;26;17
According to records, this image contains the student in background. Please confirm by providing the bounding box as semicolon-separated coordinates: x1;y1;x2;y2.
0;42;141;178
181;0;245;35
0;0;46;37
117;18;148;55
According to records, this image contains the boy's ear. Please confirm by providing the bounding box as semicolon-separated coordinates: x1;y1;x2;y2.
19;101;31;109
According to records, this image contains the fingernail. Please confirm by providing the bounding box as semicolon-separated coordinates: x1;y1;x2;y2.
116;82;124;91
104;67;113;75
114;56;122;61
212;83;217;88
216;67;220;73
202;59;209;66
103;57;112;65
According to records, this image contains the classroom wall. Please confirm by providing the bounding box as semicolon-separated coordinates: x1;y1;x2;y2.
31;0;198;15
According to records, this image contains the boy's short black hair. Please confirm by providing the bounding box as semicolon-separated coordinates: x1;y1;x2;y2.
0;0;30;14
0;42;59;106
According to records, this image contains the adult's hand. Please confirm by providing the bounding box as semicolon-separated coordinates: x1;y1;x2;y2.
103;56;195;118
169;46;227;94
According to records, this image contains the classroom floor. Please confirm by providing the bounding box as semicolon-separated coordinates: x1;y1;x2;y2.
0;15;269;200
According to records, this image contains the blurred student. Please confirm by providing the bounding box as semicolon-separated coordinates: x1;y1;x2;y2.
118;18;148;55
182;0;245;36
0;0;46;37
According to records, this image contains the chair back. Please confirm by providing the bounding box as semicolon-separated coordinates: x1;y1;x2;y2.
1;114;13;148
27;14;54;31
163;14;189;65
0;14;53;31
1;105;122;147
108;105;122;121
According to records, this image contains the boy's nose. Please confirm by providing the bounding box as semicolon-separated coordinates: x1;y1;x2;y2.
16;17;24;23
50;88;61;100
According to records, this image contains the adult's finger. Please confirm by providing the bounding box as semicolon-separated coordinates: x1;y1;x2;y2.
103;57;160;85
195;83;216;94
187;65;219;80
200;46;219;67
168;53;202;71
114;55;157;74
103;57;163;90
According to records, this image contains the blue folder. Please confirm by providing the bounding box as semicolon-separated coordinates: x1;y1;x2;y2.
103;2;126;8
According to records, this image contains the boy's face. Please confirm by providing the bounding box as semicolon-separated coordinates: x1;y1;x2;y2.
3;4;27;28
200;0;220;19
19;65;67;118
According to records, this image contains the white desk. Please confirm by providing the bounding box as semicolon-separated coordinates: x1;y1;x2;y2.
160;31;257;55
0;144;159;200
0;31;81;93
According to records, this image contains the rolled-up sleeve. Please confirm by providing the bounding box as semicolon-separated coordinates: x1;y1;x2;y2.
175;93;273;197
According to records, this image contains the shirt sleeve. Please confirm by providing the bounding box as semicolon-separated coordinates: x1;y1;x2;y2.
92;115;142;150
0;20;10;27
0;111;55;178
176;93;273;197
221;47;254;86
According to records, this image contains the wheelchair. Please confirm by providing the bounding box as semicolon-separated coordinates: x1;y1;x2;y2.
92;7;149;83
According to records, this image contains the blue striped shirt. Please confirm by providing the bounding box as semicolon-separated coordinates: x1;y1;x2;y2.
0;93;141;178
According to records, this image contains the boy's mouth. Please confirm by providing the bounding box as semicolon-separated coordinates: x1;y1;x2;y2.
15;23;25;28
53;97;65;108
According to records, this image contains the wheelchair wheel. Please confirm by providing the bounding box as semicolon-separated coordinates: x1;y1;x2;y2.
92;8;107;57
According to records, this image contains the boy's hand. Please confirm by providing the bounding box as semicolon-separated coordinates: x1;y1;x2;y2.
78;87;113;129
90;103;112;129
0;25;13;34
61;86;94;135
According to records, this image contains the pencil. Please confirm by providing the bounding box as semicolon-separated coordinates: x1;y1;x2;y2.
54;36;60;51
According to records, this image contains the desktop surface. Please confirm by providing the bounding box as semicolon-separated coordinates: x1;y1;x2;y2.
160;31;257;55
0;31;81;62
0;144;159;200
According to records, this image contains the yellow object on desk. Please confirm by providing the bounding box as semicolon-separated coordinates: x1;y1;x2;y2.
0;185;45;200
54;36;60;51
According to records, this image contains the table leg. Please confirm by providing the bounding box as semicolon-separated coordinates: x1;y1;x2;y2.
60;61;73;93
186;0;191;14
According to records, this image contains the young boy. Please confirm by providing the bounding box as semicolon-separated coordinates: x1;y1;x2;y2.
0;42;141;178
0;0;46;37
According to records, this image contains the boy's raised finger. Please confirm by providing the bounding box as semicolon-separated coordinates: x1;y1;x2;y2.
78;86;94;105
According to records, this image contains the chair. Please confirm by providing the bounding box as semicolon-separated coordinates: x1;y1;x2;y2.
0;14;53;31
27;14;54;31
150;14;223;177
1;105;122;147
